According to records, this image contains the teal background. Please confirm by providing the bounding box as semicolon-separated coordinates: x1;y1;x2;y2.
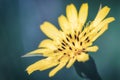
0;0;120;80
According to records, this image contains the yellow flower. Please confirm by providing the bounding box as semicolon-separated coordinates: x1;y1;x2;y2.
24;3;115;77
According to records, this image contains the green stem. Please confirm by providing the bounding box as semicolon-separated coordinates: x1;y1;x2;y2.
74;56;102;80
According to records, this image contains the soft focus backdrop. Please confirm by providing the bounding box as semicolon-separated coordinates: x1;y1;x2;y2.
0;0;120;80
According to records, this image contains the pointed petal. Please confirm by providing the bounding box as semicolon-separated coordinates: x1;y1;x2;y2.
93;6;110;27
92;24;108;41
23;49;52;57
26;57;52;74
78;3;88;31
76;52;89;62
86;46;99;52
40;62;58;71
40;57;59;71
40;22;61;40
92;17;115;33
49;63;65;77
22;54;42;57
58;15;72;34
66;57;76;68
49;56;69;77
66;4;78;29
38;39;57;50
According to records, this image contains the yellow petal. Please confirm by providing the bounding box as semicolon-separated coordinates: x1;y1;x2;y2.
91;17;115;34
86;46;99;52
66;57;76;68
49;63;64;77
93;6;110;27
82;18;114;42
58;15;72;34
22;49;50;57
76;52;89;62
49;56;69;77
92;24;108;41
79;26;91;41
40;62;58;71
40;22;61;40
78;3;88;31
26;57;51;74
66;4;78;30
40;57;59;71
38;39;57;50
83;42;93;48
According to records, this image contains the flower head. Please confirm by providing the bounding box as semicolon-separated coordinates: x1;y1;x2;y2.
24;3;115;77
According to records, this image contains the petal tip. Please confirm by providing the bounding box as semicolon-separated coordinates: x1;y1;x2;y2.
111;17;115;21
66;65;70;68
68;3;75;7
83;3;88;6
49;72;54;77
26;68;33;75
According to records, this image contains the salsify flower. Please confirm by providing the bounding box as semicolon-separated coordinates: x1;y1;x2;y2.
24;3;115;77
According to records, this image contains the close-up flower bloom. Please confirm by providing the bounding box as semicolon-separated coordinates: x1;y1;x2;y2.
24;3;115;77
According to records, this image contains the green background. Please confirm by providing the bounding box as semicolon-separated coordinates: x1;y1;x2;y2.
0;0;120;80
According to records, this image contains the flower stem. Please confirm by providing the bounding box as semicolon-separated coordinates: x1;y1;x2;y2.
74;56;102;80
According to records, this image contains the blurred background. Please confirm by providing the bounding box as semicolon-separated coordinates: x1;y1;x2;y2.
0;0;120;80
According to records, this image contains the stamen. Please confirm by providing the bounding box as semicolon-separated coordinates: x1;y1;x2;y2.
65;43;68;45
74;30;76;33
58;56;64;62
74;34;77;39
85;36;89;41
66;37;70;42
68;34;72;39
54;50;58;53
72;42;75;46
80;42;82;46
64;53;66;55
62;40;68;45
62;40;65;43
68;54;70;56
61;42;66;46
83;48;85;50
58;59;60;62
61;46;66;49
84;32;86;36
87;40;90;42
78;53;81;55
69;47;72;50
77;37;79;41
58;48;62;51
78;31;81;36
